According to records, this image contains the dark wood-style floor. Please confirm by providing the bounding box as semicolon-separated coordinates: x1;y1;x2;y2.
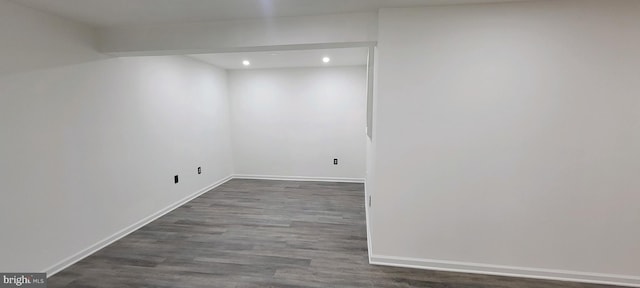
49;179;620;288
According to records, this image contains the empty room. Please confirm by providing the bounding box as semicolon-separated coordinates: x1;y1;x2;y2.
1;0;638;287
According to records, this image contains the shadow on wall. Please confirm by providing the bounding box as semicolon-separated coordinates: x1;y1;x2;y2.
0;0;105;78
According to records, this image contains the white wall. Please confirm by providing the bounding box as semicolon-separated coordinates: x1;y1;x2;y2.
0;0;99;76
370;0;640;285
0;0;233;273
99;12;377;55
229;67;367;181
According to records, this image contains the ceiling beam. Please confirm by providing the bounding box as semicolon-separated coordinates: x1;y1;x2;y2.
98;12;378;56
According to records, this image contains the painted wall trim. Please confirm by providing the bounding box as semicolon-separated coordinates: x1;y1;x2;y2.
370;255;640;288
233;174;365;183
45;175;233;277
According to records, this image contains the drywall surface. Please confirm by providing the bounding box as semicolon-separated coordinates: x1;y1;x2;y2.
229;67;367;180
0;0;99;75
98;12;378;55
0;0;233;272
371;0;640;282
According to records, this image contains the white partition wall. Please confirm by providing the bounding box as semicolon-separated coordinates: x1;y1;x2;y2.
369;1;640;286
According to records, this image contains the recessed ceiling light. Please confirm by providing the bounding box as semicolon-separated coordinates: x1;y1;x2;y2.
242;60;250;66
322;57;331;63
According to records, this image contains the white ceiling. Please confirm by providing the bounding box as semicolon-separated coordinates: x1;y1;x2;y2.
189;47;368;70
14;0;531;28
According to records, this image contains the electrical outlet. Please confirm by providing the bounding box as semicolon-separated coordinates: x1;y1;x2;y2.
197;167;202;174
333;158;338;165
174;175;179;184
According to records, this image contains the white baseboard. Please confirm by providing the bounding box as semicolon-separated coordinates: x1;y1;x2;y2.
370;255;640;287
45;175;233;277
43;175;639;288
233;174;365;183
